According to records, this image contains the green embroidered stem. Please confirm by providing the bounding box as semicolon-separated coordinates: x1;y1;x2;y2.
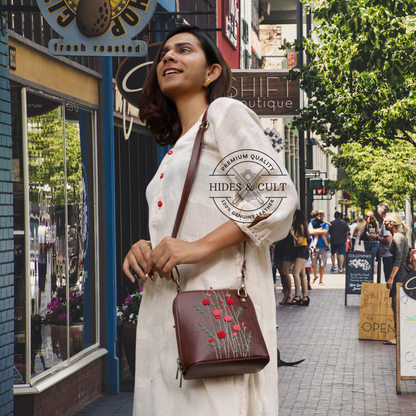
226;300;245;357
202;293;223;359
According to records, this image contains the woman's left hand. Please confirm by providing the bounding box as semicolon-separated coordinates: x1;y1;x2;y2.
151;236;212;277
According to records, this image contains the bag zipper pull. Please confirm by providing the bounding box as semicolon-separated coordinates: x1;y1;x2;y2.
176;358;183;388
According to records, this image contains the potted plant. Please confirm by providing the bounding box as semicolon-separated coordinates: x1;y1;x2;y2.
117;287;143;377
42;286;84;360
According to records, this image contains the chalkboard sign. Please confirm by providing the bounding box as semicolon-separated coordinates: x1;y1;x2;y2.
397;283;416;394
345;251;374;305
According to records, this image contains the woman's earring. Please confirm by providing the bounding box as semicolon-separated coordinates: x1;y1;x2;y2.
203;78;212;88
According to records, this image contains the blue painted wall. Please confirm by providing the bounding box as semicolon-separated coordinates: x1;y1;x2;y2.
0;31;14;416
103;57;119;394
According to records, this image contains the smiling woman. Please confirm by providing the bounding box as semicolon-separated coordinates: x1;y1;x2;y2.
138;26;231;146
122;25;298;416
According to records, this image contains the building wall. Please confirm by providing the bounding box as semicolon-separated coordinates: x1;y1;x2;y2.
14;358;103;416
217;0;240;68
260;25;283;69
0;30;14;416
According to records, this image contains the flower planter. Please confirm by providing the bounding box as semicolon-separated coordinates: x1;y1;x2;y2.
51;324;83;360
122;323;137;377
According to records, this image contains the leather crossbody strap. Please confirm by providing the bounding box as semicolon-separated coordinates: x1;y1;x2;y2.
171;109;209;239
170;108;246;293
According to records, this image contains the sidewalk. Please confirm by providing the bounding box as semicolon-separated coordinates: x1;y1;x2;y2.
70;265;416;415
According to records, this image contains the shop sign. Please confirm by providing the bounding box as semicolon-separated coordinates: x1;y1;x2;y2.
286;48;297;70
228;70;300;117
251;31;261;59
115;66;299;117
115;43;161;107
225;0;239;47
36;0;158;57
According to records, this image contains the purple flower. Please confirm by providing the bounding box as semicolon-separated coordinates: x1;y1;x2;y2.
124;295;131;306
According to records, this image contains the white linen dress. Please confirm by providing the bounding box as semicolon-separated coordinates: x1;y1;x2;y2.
133;97;298;416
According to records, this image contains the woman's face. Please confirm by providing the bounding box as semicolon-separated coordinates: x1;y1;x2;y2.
156;33;210;101
384;220;393;232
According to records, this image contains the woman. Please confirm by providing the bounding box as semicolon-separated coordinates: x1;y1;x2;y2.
384;212;409;345
353;218;366;251
290;209;310;306
364;215;380;265
122;26;298;416
274;232;295;305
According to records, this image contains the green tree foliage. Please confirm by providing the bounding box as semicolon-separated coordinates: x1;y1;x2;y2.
284;0;416;209
284;0;416;149
329;139;416;210
28;108;81;207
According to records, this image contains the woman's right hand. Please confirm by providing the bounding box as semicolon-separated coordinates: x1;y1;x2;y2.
122;240;154;283
386;277;394;290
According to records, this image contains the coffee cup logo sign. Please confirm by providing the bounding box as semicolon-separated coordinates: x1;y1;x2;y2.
36;0;157;56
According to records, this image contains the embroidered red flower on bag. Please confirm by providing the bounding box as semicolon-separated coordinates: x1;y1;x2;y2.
217;331;226;339
226;299;234;305
215;316;221;320
202;299;210;306
208;338;214;343
158;201;163;208
213;310;221;316
233;325;241;331
224;315;232;322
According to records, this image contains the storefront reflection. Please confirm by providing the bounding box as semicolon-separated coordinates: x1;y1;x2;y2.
13;91;95;383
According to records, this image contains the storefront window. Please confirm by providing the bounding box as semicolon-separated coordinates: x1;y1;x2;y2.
13;88;97;384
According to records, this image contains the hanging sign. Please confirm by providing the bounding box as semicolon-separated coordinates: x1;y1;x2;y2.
36;0;158;56
403;270;416;300
228;70;300;117
115;43;161;107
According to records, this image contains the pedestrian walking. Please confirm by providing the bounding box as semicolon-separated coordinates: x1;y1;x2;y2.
384;212;409;346
309;210;329;285
329;211;350;273
368;202;392;282
122;25;298;416
275;232;296;305
289;209;310;306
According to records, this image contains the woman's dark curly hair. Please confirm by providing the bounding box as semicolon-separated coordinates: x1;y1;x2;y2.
139;26;231;146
